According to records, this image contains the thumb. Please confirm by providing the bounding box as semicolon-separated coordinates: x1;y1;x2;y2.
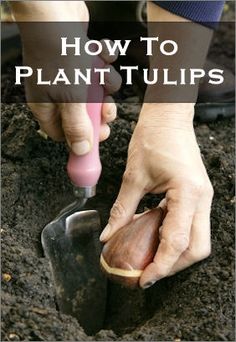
100;172;144;242
61;103;93;156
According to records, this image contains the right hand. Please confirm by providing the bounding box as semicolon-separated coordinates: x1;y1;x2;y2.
11;1;122;155
100;103;214;288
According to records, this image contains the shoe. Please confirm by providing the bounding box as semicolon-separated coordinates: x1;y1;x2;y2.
195;60;235;122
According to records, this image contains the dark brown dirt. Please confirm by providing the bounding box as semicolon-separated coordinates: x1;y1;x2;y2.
1;100;235;342
1;9;235;342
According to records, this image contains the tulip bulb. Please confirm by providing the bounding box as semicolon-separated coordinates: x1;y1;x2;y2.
100;207;163;288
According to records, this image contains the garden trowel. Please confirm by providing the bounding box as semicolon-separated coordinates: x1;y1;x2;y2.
41;59;107;335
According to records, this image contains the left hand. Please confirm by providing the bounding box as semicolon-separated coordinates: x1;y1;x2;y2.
11;1;122;153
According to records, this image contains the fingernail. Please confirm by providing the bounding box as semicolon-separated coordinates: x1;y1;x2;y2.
142;280;157;289
100;224;111;242
107;110;116;118
72;141;90;155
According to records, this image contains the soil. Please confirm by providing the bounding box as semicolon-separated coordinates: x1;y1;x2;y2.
1;7;235;342
1;102;235;342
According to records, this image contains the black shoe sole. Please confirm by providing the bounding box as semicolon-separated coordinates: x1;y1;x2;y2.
195;102;235;122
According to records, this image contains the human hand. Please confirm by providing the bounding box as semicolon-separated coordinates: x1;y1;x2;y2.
100;103;213;288
11;1;122;155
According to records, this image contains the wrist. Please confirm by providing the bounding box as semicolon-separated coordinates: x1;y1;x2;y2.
139;103;195;128
10;1;89;22
10;1;48;21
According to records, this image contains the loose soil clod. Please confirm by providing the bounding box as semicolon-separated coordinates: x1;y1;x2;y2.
2;273;12;282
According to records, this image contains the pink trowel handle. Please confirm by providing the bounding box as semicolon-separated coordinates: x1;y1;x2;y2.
67;59;104;188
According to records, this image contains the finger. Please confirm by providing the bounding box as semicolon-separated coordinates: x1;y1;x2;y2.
133;200;167;221
100;169;145;242
167;189;213;276
28;102;64;141
133;208;151;220
140;189;196;288
60;103;93;156
99;123;110;142
157;198;167;237
168;213;211;276
104;65;122;94
102;96;117;123
100;39;119;64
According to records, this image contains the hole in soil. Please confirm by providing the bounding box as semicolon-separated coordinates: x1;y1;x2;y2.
45;193;166;337
49;255;156;336
49;243;170;337
103;282;155;335
53;277;165;337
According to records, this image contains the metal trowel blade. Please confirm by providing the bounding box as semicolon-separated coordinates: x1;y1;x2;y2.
41;207;107;335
